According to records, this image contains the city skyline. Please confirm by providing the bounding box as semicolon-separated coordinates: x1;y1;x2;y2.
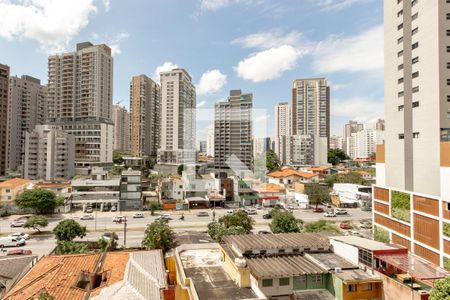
0;0;384;136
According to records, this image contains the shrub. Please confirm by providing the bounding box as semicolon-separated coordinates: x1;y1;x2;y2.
391;191;410;223
373;225;390;243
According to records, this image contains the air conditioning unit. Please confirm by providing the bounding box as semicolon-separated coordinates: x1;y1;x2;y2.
334;267;342;273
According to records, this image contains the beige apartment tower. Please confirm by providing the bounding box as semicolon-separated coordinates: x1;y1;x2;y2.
373;0;450;269
130;75;161;157
0;64;9;176
274;102;291;165
157;69;196;165
113;104;131;152
6;75;47;172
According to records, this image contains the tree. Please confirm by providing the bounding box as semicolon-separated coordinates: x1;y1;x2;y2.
269;208;303;233
53;219;86;241
24;215;48;232
15;189;61;214
304;220;339;233
149;202;160;216
217;210;254;233
57;241;88;254
429;277;450;300
113;150;132;165
325;172;367;187
177;164;185;175
265;150;281;172
304;184;330;207
328;148;349;166
207;222;247;242
142;219;174;253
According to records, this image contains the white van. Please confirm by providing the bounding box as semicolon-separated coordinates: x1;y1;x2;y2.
0;237;26;248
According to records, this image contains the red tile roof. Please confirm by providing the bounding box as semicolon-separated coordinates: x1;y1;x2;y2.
268;169;318;179
0;178;31;189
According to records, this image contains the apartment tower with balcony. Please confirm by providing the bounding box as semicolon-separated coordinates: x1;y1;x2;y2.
113;104;131;152
130;75;161;157
274;102;291;165
157;69;196;165
0;64;9;176
373;0;450;269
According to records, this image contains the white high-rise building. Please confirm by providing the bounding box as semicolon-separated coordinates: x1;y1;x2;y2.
274;102;290;165
157;69;196;165
47;42;114;168
330;135;344;150
373;0;450;268
206;128;214;157
343;120;364;155
6;75;47;172
347;125;384;160
113;104;131;152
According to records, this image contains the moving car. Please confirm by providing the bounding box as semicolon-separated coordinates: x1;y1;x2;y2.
112;216;126;223
155;214;171;221
0;237;26;247
10;220;26;228
312;207;324;213
351;230;362;237
335;208;348;215
324;211;337;217
339;223;350;229
9;233;30;240
196;211;209;217
132;213;144;218
85;206;93;213
80;214;94;220
101;232;118;241
262;213;272;219
7;249;32;256
245;209;257;215
255;204;262;210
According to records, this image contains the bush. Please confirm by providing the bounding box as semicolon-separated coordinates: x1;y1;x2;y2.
304;220;339;233
53;219;86;241
444;223;450;238
57;241;88;254
217;210;254;233
15;189;60;214
429;276;450;300
24;215;48;232
373;225;390;243
142;219;174;253
207;222;247;242
391;191;411;223
269;208;303;233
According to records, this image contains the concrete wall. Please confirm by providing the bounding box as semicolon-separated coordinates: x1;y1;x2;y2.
379;272;425;300
330;240;359;265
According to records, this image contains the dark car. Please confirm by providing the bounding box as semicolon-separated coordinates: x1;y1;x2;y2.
258;230;272;235
7;249;32;256
312;207;324;213
262;213;272;219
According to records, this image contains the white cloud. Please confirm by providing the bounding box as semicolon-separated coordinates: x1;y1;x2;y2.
197;100;207;108
102;0;110;12
234;45;302;82
332;83;349;91
153;62;179;81
199;0;263;11
332;97;383;122
0;0;98;53
317;0;372;11
196;70;227;96
312;25;383;73
232;30;304;50
109;32;129;56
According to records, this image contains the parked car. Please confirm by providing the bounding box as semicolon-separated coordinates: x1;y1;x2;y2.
335;208;348;215
85;206;93;213
258;230;272;235
101;232;119;241
155;214;171;221
339;223;350;229
312;207;324;213
324;211;337;217
7;249;32;256
0;237;26;247
255;204;262;210
262;213;272;219
360;222;372;229
112;216;126;223
132;213;144;219
196;211;209;217
80;214;94;220
351;230;362;237
245;209;257;215
111;206;117;212
10;220;26;228
9;233;30;240
227;209;234;214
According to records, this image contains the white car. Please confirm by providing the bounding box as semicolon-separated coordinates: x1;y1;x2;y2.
324;211;337;217
132;213;144;218
80;214;94;220
155;214;171;221
0;237;26;247
245;209;257;215
9;233;30;240
112;216;126;223
10;220;26;228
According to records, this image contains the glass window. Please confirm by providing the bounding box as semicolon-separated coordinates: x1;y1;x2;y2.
348;284;357;292
362;283;373;291
279;278;290;286
262;279;273;287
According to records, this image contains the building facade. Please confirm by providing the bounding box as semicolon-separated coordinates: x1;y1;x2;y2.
347;125;384;160
373;0;450;269
274;102;291;165
291;78;329;166
23;125;75;180
214;90;253;171
119;170;142;211
157;69;196;165
0;64;9;176
130;75;161;157
47;42;114;168
289;135;315;166
6;75;47;172
343;120;364;155
113;104;130;152
206;128;214;157
329;135;343;150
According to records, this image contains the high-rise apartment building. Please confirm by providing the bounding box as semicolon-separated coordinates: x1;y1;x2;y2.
274;102;291;165
0;64;9;176
291;78;330;166
206;128;214;157
130;75;161;157
347;125;384;160
6;75;47;172
158;69;196;165
373;1;450;268
23;125;75;180
214;90;253;171
330;135;344;150
343;120;364;155
113;104;131;152
47;42;114;168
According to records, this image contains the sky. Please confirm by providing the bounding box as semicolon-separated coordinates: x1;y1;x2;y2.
0;0;384;138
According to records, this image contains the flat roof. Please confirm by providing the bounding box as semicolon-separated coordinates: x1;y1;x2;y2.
294;289;335;300
333;269;381;284
71;179;120;186
330;236;400;251
223;233;330;253
247;255;328;279
305;253;357;271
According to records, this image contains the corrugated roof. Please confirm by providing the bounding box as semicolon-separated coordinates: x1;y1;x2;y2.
305;253;357;271
223;233;330;252
247;255;328;279
330;236;400;251
0;256;36;279
0;178;31;188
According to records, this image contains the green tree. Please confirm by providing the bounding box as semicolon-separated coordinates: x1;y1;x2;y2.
269;208;303;233
142;219;174;253
325;172;367;187
373;226;390;243
15;189;61;214
113;150;132;164
304;220;339;233
207;222;247;242
53;219;86;241
217;210;254;233
430;276;450;300
304;183;330;208
149;202;161;216
24;215;48;232
265;150;281;172
328;148;349;166
177;164;185;175
57;241;88;254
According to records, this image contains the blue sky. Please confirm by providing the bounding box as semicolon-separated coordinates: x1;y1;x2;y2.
0;0;384;137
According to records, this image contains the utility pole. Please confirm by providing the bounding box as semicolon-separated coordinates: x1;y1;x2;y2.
123;216;127;248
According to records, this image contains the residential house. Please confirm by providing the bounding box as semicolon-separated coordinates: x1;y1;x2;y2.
267;168;319;188
0;178;31;203
305;166;331;179
252;183;286;207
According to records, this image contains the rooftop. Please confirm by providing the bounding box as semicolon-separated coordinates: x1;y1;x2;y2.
0;255;37;283
305;253;357;271
333;269;381;284
293;289;335;300
268;169;318;179
223;233;330;254
246;255;328;279
330;236;401;251
71;178;120;187
253;183;285;193
0;178;31;188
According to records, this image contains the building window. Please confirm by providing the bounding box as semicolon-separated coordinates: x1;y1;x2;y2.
412;101;419;108
398;105;404;111
446;202;450;211
447;13;450;20
448;46;450;53
412;57;419;64
447;112;450;119
362;283;373;291
398;77;404;84
398;50;404;57
348;284;358;292
411;12;418;20
312;274;322;284
412;71;419;79
279;278;290;286
399;134;405;139
262;279;273;287
412;86;419;93
448;95;450;102
398;64;404;70
5;189;10;193
411;0;418;6
398;23;403;30
398;91;404;97
412;27;418;35
397;37;403;44
412;42;419;50
447;30;450;37
413;132;420;138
